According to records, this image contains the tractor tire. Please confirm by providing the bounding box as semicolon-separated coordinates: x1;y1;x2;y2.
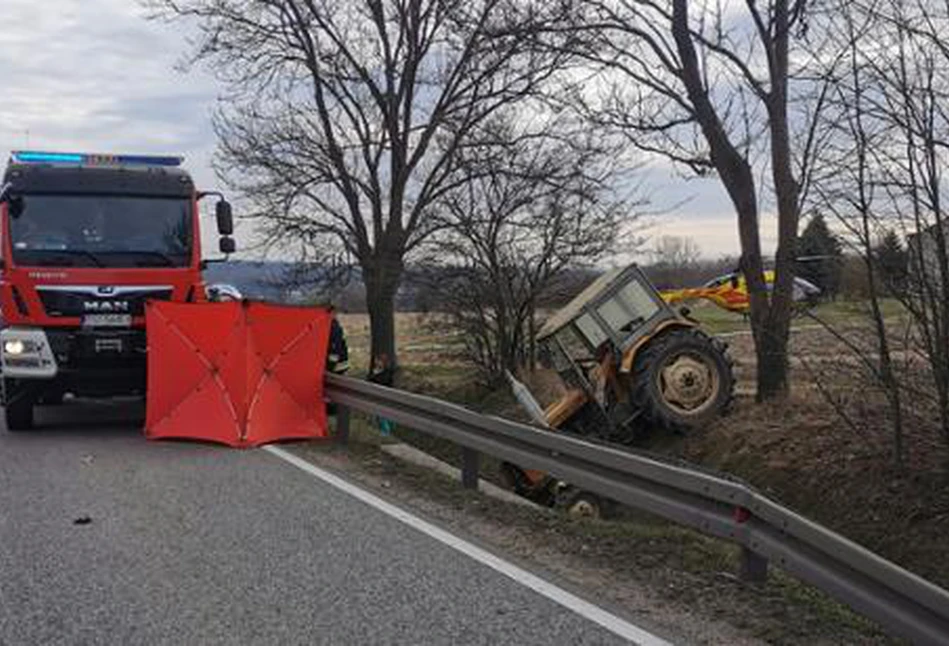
4;399;34;432
630;328;734;433
556;486;609;519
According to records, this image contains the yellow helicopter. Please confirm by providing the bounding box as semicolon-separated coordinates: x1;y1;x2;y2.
661;268;822;315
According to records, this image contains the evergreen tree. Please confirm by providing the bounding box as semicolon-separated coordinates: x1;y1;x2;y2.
875;230;908;291
796;213;843;297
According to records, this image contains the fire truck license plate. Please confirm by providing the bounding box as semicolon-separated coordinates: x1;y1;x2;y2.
82;314;132;328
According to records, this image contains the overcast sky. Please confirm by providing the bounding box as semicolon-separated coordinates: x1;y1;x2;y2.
0;0;776;261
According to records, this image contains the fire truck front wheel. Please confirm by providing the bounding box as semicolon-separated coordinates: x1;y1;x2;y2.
3;379;36;432
4;397;34;432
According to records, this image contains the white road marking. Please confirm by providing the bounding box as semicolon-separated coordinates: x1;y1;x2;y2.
264;445;673;646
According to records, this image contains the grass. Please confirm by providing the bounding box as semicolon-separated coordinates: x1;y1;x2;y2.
814;297;906;321
685;297;907;335
678;392;949;591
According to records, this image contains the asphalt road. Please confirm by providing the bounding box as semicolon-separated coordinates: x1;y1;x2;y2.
0;401;663;645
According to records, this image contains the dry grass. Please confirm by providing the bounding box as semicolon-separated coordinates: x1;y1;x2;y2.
674;392;949;591
338;306;949;597
676;302;949;590
338;312;467;385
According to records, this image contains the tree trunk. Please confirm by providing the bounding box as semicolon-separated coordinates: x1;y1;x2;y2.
756;307;791;399
528;307;537;373
759;0;797;400
757;238;796;400
671;0;790;401
363;251;404;372
864;229;904;468
366;283;397;373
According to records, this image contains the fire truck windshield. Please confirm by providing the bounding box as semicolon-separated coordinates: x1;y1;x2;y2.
8;194;193;268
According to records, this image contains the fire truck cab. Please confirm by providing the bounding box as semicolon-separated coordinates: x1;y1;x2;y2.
0;151;236;431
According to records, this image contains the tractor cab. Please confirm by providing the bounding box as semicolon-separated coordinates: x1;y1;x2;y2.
535;264;733;439
539;266;674;378
502;264;735;515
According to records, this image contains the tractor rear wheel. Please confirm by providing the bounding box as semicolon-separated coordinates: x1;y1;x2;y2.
630;328;734;433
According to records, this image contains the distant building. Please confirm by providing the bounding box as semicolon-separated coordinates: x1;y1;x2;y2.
908;219;949;290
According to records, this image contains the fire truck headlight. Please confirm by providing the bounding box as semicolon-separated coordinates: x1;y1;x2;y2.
4;339;26;356
0;330;56;378
3;338;41;356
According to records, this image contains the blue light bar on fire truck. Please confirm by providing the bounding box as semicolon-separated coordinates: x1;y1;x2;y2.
10;151;184;167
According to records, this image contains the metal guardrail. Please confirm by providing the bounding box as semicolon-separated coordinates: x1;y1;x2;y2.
325;374;949;645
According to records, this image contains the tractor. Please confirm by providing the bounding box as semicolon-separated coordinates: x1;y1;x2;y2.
501;264;734;516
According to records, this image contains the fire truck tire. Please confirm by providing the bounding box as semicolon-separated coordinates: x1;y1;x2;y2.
38;389;65;406
4;398;34;432
630;328;734;433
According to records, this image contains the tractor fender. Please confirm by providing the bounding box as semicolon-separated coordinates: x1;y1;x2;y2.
544;388;589;428
619;319;697;374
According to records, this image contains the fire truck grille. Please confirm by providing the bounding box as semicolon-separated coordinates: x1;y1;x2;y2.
37;286;174;317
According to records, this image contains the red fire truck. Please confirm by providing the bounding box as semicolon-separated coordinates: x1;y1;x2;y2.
0;151;236;431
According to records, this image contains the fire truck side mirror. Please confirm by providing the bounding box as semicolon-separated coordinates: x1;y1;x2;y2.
219;236;236;255
7;196;23;219
216;200;234;235
0;184;23;218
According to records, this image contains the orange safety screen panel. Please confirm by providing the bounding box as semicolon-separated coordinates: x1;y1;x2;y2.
145;300;331;447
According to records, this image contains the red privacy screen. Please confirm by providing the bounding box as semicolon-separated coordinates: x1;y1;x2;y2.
145;300;331;447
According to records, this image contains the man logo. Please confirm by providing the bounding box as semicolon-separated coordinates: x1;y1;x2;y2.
83;301;130;313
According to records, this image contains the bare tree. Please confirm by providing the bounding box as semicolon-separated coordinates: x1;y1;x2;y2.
565;0;829;400
808;0;905;466
870;0;949;452
810;0;949;458
423;118;625;382
650;235;701;271
151;0;576;369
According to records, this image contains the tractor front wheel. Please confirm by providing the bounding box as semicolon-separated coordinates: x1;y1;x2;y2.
555;486;610;519
630;328;734;433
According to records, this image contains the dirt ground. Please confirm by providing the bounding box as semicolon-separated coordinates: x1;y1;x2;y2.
674;394;949;587
678;300;949;593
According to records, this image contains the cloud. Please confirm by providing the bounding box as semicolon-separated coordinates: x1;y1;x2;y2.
0;0;258;247
646;212;780;260
635;162;780;259
0;0;219;185
0;0;769;260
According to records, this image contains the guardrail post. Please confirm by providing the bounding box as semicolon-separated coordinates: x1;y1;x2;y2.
739;546;769;583
461;447;480;490
733;506;768;583
334;404;350;446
